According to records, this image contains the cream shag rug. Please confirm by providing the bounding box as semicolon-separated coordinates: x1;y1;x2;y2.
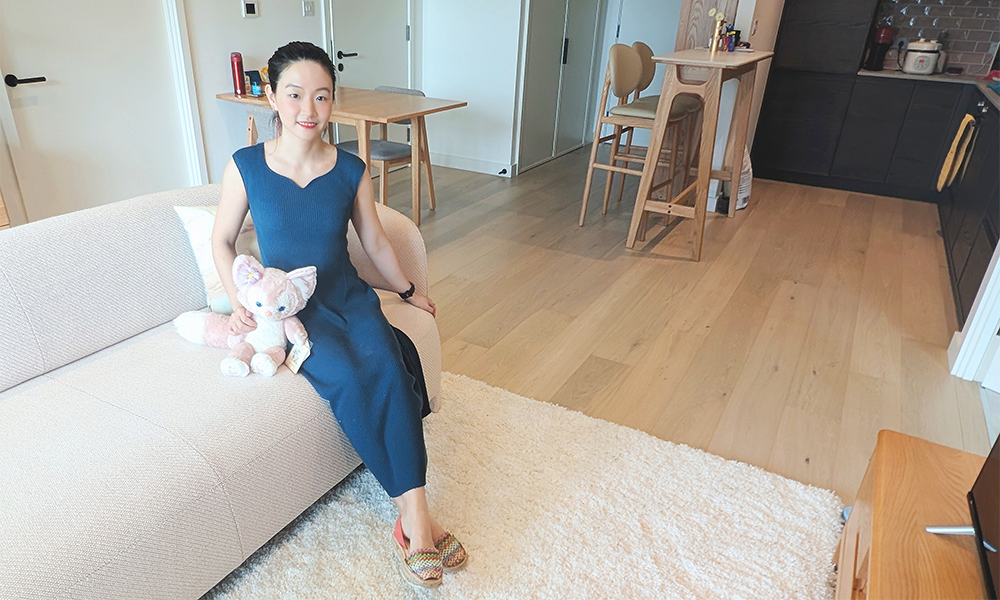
203;373;844;600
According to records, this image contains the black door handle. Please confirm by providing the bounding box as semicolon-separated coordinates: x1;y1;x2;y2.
336;51;358;59
4;74;46;88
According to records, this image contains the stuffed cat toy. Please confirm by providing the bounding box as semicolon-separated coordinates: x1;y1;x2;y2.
174;255;317;377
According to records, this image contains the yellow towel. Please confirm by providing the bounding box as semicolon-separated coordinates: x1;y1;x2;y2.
938;114;976;191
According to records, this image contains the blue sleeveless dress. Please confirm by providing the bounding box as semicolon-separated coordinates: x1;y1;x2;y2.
233;143;429;498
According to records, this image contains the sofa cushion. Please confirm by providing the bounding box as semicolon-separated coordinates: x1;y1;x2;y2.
0;186;219;393
0;375;244;600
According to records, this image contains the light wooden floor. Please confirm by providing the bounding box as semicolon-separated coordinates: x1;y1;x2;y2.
377;146;991;504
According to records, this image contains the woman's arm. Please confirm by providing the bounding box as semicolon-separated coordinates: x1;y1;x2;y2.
211;159;257;333
351;169;436;317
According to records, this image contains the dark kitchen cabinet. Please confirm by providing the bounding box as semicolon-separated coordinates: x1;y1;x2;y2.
957;220;998;322
752;70;855;176
939;95;1000;327
887;83;969;190
831;78;914;182
772;0;881;74
754;76;968;202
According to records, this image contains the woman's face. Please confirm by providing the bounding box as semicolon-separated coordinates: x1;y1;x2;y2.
266;60;334;142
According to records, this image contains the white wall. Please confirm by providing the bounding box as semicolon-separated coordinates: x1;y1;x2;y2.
418;0;527;176
183;0;326;183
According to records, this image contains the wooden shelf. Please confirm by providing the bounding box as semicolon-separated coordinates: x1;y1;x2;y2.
836;430;988;599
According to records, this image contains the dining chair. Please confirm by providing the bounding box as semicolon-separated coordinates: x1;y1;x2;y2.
579;44;700;227
335;86;437;217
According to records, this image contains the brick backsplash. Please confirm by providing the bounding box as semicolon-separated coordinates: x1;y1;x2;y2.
875;0;1000;75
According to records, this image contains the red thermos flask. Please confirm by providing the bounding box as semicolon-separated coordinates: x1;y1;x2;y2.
231;52;246;96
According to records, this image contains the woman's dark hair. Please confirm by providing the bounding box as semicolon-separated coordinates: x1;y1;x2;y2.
267;41;337;136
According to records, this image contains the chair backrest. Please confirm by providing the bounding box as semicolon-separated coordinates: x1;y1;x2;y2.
374;86;425;125
632;42;655;96
247;105;278;142
607;44;642;100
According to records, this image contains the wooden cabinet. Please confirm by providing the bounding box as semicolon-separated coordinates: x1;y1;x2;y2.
831;78;913;182
753;76;970;203
752;70;855;176
887;83;970;190
772;0;880;74
939;95;999;327
834;430;988;599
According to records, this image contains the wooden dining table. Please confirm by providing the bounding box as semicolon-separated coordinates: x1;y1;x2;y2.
217;88;467;225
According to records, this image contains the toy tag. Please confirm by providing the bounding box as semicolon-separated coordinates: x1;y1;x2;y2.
284;339;312;374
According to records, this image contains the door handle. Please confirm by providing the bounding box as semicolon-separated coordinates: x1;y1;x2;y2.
4;74;47;88
336;51;358;59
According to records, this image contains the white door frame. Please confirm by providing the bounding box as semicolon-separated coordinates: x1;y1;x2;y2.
162;0;208;187
949;242;1000;380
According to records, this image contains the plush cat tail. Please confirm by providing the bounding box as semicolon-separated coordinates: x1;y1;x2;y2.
173;311;230;348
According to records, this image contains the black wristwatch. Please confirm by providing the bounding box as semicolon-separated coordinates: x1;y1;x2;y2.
398;281;415;300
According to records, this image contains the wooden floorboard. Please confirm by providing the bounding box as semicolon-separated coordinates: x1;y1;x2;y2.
382;146;989;505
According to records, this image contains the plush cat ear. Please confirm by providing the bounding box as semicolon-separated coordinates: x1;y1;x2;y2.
286;266;317;301
233;255;265;289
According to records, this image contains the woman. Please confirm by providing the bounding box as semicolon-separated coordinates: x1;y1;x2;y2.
211;41;465;588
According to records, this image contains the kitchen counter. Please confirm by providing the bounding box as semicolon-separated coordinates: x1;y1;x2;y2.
858;68;1000;110
857;68;980;85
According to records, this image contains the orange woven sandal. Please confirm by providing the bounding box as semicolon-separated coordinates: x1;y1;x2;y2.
434;531;468;572
393;517;443;588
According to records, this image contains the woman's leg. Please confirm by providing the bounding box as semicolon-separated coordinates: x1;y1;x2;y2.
392;487;448;551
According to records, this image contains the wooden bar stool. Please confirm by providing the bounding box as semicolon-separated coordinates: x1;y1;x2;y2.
579;44;700;227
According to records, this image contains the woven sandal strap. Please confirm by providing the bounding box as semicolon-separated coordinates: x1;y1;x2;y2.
435;533;462;557
405;549;441;574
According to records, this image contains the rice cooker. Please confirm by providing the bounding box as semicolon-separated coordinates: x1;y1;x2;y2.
902;39;941;75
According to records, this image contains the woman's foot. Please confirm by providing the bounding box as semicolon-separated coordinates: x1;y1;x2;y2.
401;514;467;572
393;518;442;588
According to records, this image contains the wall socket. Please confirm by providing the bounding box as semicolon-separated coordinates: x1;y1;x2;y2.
302;1;315;17
242;1;259;18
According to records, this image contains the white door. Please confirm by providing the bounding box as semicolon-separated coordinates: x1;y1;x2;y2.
555;0;602;155
519;0;568;171
0;2;190;223
519;0;603;172
330;0;410;143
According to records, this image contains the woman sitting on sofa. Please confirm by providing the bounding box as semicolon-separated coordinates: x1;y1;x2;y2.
210;41;466;588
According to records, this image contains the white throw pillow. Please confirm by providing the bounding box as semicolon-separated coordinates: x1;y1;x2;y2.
174;206;261;314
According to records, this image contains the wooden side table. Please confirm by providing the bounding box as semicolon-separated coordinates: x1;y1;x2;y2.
835;430;988;599
626;49;772;260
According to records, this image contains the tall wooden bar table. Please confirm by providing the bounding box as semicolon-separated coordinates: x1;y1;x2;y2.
626;49;772;260
218;88;466;225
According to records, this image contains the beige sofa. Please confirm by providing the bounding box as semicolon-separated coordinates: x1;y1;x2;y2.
0;184;441;600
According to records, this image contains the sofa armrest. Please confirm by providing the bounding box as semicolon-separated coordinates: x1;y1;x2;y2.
346;204;429;296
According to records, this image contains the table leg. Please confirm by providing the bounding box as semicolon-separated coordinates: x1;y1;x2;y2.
356;119;372;168
247;114;257;147
418;117;437;210
410;116;423;226
724;67;756;218
692;70;722;261
627;65;682;249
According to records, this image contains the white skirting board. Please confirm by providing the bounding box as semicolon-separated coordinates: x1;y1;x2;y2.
428;152;513;178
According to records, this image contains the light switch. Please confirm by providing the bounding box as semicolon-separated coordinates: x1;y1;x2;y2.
302;1;315;17
242;1;259;18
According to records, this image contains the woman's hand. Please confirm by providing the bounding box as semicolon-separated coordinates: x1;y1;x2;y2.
406;294;436;318
228;306;258;335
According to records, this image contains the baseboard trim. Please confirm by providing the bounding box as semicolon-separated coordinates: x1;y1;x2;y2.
428;153;512;178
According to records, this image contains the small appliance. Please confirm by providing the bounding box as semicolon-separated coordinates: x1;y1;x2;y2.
902;39;941;75
863;25;895;71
